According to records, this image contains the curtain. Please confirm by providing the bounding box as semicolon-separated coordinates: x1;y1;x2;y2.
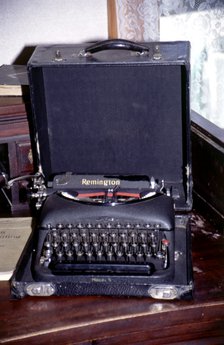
108;0;224;129
108;0;160;41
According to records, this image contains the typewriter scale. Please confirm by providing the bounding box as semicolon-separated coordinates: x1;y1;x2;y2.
12;39;193;300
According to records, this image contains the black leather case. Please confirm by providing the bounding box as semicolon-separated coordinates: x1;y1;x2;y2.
11;40;193;299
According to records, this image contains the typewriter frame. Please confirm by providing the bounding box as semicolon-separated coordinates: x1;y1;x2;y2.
11;40;193;299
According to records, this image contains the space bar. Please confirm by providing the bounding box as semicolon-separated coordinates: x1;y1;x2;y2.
51;263;153;275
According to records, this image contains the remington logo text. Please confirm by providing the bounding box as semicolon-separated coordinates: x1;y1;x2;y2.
81;179;120;187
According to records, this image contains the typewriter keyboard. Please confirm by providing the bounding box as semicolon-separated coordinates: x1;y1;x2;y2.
39;222;171;275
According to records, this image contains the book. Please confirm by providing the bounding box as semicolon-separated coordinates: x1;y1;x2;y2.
0;96;28;118
0;65;29;96
0;217;32;280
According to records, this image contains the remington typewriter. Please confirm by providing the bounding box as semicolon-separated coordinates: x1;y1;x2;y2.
11;39;193;299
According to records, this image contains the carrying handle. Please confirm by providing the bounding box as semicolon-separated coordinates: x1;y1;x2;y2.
79;39;149;57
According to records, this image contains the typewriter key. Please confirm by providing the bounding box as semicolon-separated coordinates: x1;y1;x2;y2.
86;251;93;262
97;250;103;261
43;237;51;249
56;248;63;260
66;249;73;260
43;248;52;259
77;250;84;261
52;240;59;249
107;251;113;261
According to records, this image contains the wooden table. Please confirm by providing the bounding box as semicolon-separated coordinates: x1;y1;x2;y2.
0;212;223;345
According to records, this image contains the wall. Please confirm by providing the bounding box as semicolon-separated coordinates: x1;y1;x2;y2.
0;0;108;65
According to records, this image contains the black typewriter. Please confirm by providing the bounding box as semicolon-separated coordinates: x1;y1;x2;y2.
11;40;193;299
32;176;174;280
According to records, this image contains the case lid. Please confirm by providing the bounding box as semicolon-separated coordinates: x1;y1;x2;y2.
28;40;192;210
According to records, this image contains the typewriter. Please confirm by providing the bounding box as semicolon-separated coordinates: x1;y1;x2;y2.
11;39;193;299
33;176;174;279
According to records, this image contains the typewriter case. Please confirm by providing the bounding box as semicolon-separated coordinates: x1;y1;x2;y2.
12;40;193;299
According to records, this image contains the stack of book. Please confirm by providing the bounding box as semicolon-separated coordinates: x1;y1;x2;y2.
0;65;30;137
0;217;32;280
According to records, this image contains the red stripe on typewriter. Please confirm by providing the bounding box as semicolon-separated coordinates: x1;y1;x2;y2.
115;192;140;198
77;192;105;198
77;191;140;199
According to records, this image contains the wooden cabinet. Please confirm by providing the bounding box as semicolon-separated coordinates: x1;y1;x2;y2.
8;138;33;209
0;97;33;212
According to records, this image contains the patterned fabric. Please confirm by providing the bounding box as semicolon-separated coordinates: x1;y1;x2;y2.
115;0;160;41
160;0;224;128
113;0;224;128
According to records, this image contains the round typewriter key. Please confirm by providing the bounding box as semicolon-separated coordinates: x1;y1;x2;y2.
110;232;116;241
141;243;147;254
61;230;68;238
77;250;84;260
43;248;52;258
117;250;123;258
61;236;68;243
97;250;103;260
126;251;132;262
90;232;97;243
101;232;108;241
102;242;109;253
51;230;58;238
80;230;87;239
145;251;152;261
92;242;99;252
56;248;63;260
130;242;137;254
44;237;51;249
82;242;89;252
129;231;137;243
121;242;128;254
136;250;144;262
107;251;113;261
70;231;78;239
111;243;118;255
52;240;59;249
72;241;79;251
86;251;93;262
75;240;81;248
139;231;147;244
66;249;73;259
119;232;127;242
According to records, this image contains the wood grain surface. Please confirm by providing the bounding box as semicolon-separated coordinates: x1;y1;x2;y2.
0;212;223;344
